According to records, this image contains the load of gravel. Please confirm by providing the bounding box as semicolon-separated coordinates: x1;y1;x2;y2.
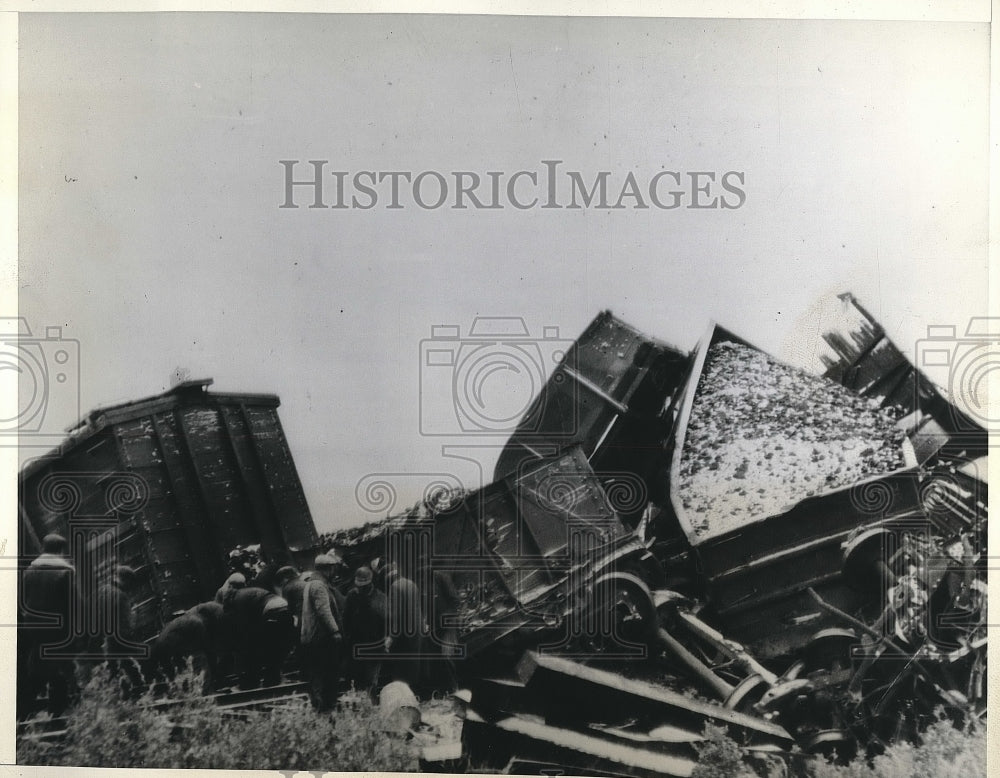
677;341;906;540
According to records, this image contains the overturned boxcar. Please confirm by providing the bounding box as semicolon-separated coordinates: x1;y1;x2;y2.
18;379;319;640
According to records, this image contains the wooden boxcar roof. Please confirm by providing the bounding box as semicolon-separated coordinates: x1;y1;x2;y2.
20;378;281;480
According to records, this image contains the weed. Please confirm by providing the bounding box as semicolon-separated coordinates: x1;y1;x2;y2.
17;664;417;771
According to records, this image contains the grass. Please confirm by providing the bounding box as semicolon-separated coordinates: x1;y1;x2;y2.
19;664;985;777
692;715;986;778
17;663;418;771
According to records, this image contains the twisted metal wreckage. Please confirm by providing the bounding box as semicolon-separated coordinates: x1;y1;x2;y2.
327;294;988;774
19;293;989;775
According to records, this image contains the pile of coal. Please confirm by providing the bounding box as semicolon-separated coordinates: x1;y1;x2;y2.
678;341;905;539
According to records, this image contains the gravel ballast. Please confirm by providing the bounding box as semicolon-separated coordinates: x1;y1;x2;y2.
677;341;906;540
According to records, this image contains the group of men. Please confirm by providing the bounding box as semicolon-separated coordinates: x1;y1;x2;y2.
152;550;462;711
294;554;461;711
215;552;459;712
17;534;463;718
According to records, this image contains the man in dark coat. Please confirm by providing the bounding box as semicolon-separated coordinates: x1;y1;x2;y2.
18;533;82;718
147;601;230;690
343;566;386;693
276;566;307;626
228;586;295;689
215;572;246;605
384;562;426;689
92;565;144;692
300;554;346;710
420;566;462;693
92;566;140;652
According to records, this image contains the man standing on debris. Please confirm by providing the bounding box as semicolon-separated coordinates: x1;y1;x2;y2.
383;561;426;690
344;565;387;693
300;554;347;710
18;533;83;718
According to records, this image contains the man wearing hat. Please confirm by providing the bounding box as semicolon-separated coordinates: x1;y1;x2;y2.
344;565;387;693
300;554;347;710
18;533;82;717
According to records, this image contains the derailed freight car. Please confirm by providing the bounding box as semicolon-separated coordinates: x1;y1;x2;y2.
18;379;319;641
488;301;987;659
665;324;927;658
495;310;691;528
383;445;661;665
447;301;986;758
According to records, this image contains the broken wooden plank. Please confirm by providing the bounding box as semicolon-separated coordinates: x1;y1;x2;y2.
464;710;697;778
468;676;531;721
516;652;792;746
585;722;702;761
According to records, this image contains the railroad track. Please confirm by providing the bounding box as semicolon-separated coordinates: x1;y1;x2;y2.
17;679;311;744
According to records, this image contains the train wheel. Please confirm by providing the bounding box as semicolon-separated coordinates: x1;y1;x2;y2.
801;628;859;675
582;572;657;658
723;673;770;713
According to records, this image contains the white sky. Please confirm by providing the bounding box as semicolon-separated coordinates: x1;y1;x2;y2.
15;13;991;532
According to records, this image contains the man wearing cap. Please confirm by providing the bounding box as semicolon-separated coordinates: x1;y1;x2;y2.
94;566;139;651
344;565;387;693
383;561;426;689
147;600;231;691
92;565;145;693
275;566;307;627
215;572;246;606
18;533;83;718
229;585;296;689
300;554;347;710
260;594;295;686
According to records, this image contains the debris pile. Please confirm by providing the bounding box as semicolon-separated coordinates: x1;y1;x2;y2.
457;652;792;778
678;341;907;538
